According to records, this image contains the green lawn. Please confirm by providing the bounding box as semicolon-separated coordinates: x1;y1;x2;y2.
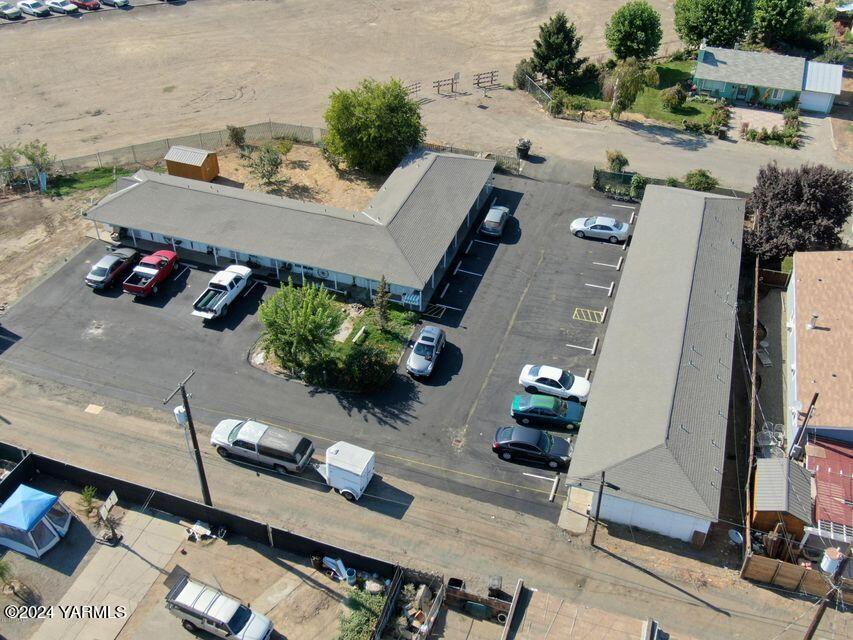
344;304;417;357
48;167;134;197
564;60;714;128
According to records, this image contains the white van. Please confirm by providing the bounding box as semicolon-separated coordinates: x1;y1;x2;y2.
165;574;273;639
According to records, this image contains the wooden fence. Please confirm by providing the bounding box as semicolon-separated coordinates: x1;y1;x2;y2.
741;553;853;604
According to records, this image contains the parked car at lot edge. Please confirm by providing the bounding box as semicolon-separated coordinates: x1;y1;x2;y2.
492;425;572;469
85;247;138;289
121;249;177;297
479;205;510;238
165;572;274;640
69;0;98;8
570;216;630;243
518;364;590;402
511;394;584;428
100;0;127;5
46;0;78;12
406;325;446;378
212;418;315;475
192;265;252;320
0;2;23;18
17;0;50;16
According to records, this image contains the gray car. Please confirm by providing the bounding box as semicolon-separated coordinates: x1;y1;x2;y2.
406;325;446;377
479;205;510;238
85;247;139;289
569;216;630;243
0;2;23;18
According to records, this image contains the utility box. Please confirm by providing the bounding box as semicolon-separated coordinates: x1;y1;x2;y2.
316;441;375;502
164;146;219;182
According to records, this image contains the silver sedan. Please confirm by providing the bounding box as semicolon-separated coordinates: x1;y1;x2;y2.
570;216;630;243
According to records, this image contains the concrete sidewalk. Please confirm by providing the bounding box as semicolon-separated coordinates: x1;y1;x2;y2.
31;508;185;640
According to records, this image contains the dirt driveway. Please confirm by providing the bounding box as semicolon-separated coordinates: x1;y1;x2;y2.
0;0;679;158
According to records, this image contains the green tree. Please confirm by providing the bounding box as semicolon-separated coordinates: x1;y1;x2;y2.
746;163;853;260
246;143;283;186
674;0;754;48
753;0;805;46
226;125;246;148
604;58;655;119
324;78;425;175
0;558;13;588
374;275;390;331
342;343;395;392
660;84;687;111
683;168;719;191
0;144;19;191
531;12;588;89
605;1;663;60
19;140;54;174
606;150;629;173
259;279;344;373
513;58;537;89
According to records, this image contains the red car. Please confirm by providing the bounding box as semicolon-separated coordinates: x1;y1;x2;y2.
122;250;178;297
70;0;99;9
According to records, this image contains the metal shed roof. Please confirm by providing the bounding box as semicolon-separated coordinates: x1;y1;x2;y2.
695;46;805;93
571;186;744;521
803;61;844;95
755;458;813;525
164;145;214;166
85;150;494;290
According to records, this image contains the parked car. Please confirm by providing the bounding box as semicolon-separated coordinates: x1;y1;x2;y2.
479;205;510;238
406;325;446;378
518;364;590;402
121;250;177;297
100;0;128;5
45;0;78;12
570;216;630;243
492;425;572;469
192;265;252;320
17;0;50;16
211;419;314;475
69;0;99;8
315;441;375;501
0;1;23;18
510;394;584;428
85;247;138;289
165;572;273;640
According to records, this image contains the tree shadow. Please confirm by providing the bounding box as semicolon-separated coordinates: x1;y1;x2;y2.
616;120;710;150
274;182;321;202
309;374;421;429
288;159;310;171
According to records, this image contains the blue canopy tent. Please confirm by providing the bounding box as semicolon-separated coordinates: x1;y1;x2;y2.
0;485;72;558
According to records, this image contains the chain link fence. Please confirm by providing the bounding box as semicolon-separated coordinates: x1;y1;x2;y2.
524;75;553;109
2;120;518;191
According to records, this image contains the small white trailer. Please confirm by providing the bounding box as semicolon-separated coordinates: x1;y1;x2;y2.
316;441;375;501
192;265;252;320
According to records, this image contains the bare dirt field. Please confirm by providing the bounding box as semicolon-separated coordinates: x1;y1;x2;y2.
0;0;679;158
0;191;99;309
217;144;381;210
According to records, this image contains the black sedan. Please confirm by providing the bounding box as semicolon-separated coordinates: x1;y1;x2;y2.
492;425;572;469
85;247;139;289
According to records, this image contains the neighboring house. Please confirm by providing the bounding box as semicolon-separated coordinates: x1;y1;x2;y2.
692;45;843;114
786;252;853;448
803;438;852;556
164;145;220;182
568;186;744;545
752;458;813;542
84;150;494;311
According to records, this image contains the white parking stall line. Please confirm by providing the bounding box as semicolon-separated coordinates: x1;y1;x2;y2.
523;472;554;482
592;255;623;270
439;282;450;299
585;281;615;297
473;239;499;247
566;336;599;355
433;302;462;312
174;266;191;280
242;281;260;298
465;240;474;255
611;204;635;210
453;262;461;276
457;268;484;277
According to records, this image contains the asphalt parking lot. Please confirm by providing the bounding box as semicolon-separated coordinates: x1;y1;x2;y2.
0;174;634;522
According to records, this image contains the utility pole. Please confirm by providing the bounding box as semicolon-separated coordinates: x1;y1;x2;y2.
590;471;620;548
164;370;212;506
803;549;850;640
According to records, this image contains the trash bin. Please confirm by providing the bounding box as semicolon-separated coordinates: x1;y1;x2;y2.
717;127;727;140
515;138;531;160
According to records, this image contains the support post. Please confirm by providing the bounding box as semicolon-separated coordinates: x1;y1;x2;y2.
591;471;605;548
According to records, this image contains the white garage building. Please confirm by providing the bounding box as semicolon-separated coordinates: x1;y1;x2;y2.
568;186;744;544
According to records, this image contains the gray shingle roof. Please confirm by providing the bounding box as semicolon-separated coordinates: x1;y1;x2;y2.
755;459;813;525
164;145;213;166
695;46;805;93
804;61;844;95
571;186;744;521
84;150;494;290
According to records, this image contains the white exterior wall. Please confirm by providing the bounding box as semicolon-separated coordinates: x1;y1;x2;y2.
786;263;799;447
595;492;712;543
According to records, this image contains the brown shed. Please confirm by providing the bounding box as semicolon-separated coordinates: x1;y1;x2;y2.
752;458;814;541
164;146;219;182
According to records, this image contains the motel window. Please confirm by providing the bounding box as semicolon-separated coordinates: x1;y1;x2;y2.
771;89;784;100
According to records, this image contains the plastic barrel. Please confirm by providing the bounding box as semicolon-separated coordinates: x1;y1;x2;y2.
346;568;357;585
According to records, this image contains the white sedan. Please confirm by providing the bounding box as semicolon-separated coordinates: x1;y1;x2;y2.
46;0;77;12
518;365;591;402
570;216;630;243
17;0;49;16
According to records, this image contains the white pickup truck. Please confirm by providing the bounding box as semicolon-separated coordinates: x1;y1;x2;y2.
192;265;252;320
